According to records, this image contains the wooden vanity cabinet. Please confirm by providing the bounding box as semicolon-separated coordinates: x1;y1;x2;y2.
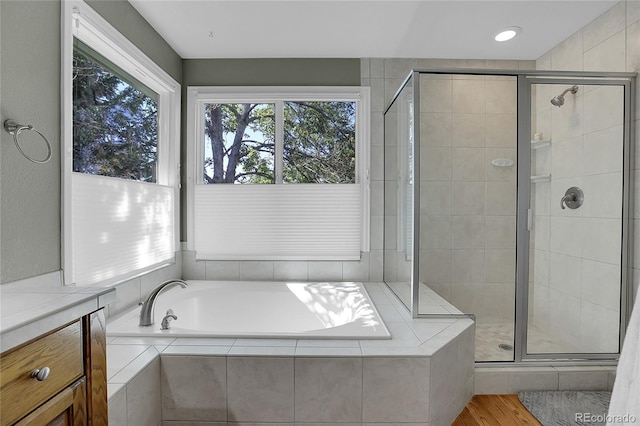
0;310;108;426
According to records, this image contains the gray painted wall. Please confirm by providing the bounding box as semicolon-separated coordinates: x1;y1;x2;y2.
180;58;361;237
1;0;61;284
0;0;181;284
85;0;182;83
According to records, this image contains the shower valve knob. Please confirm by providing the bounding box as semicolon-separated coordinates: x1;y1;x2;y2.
561;187;584;210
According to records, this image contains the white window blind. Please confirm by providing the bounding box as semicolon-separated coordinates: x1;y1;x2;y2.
194;184;361;260
70;173;175;285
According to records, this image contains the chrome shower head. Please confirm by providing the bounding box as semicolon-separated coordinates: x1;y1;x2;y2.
550;85;579;107
550;95;565;107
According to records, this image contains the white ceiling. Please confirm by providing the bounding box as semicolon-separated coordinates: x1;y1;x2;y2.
128;0;618;60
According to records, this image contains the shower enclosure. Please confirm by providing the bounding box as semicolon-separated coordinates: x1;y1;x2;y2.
383;69;636;363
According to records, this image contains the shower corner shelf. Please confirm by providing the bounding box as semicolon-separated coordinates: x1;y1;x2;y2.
531;139;551;149
531;174;551;183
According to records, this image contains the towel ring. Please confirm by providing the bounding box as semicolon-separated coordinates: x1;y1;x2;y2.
3;119;52;164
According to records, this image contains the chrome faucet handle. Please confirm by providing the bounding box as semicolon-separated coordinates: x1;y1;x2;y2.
560;193;574;209
560;186;584;210
160;309;178;330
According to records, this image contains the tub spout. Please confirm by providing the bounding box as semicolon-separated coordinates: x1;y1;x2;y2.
139;279;188;326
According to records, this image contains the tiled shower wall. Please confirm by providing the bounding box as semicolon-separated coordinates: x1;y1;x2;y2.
532;0;640;352
375;59;532;322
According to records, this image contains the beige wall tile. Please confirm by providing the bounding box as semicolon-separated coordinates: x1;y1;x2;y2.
420;214;452;249
582;2;626;52
486;80;517;114
628;0;640;26
583;125;624;175
579;302;620;352
582;218;622;265
485;249;516;283
108;386;127;426
451;249;485;283
451;215;484;249
307;261;343;281
583;85;625;134
421;113;453;146
581;259;621;311
452;182;485;215
127;359;162;426
485;215;516;249
551;136;584;180
420;249;452;283
453;113;485;147
161;356;227;421
421;182;452;215
549;216;584;257
485;182;516;216
205;261;240;280
550;31;584;71
294;358;363;423
453;148;486;181
363;358;430;423
421;147;453;181
453;79;486;113
274;261;309;281
582;172;623;219
227;357;294;423
585;29;626;72
420;78;452;113
627;21;640;72
485;114;516;148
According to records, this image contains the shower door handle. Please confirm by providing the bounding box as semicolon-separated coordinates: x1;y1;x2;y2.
560;186;584;210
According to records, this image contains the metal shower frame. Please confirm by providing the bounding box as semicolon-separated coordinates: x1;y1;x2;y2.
384;68;637;364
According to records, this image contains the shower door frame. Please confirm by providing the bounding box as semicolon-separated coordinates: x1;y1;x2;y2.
388;68;637;364
516;74;636;362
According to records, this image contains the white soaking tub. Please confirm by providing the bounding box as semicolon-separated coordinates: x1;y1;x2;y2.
107;281;390;339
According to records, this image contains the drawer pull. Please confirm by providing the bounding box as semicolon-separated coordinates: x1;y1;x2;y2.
30;367;51;381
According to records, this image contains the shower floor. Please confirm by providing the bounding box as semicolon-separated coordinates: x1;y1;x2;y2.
384;282;582;361
475;322;580;362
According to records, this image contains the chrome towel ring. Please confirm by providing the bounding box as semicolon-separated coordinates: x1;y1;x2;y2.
3;119;52;164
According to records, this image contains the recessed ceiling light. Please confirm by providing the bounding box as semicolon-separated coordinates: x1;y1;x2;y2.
494;26;521;42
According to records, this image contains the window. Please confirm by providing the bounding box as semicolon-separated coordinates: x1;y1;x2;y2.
73;40;159;182
62;1;180;286
203;100;356;184
187;87;370;260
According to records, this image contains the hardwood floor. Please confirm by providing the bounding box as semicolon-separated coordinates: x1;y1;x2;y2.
453;394;543;426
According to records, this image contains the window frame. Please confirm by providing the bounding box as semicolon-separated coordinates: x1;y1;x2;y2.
62;0;181;286
186;86;371;256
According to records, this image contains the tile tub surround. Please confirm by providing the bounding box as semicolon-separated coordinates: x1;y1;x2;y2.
475;365;617;395
105;283;475;426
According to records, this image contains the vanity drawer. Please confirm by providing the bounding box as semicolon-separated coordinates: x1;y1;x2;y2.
0;320;83;425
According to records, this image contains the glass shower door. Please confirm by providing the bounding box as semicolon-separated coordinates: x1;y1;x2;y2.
526;80;626;356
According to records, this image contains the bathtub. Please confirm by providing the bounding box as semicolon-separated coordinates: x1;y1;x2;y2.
107;281;391;339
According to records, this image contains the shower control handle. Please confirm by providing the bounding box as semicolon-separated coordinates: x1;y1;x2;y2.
561;186;584;210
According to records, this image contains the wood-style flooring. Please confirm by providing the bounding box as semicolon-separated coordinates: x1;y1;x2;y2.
453;394;543;426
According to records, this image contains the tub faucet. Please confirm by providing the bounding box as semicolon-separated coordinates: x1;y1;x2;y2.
160;309;178;330
139;279;188;326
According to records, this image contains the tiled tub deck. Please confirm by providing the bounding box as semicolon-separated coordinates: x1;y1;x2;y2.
106;283;475;426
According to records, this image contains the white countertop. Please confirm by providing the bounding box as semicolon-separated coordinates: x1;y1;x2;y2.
0;285;116;352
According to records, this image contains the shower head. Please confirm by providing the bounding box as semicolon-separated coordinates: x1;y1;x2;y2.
550;85;579;107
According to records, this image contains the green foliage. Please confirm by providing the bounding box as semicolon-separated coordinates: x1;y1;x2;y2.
203;101;356;184
73;49;158;182
283;101;355;184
